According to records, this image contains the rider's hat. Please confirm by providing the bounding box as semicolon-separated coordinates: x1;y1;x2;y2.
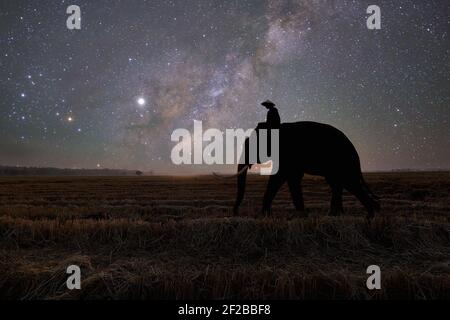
261;100;276;108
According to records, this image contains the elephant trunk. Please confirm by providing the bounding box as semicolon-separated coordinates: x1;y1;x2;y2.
233;163;248;215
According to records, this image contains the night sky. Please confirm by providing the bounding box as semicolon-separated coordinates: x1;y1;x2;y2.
1;0;449;174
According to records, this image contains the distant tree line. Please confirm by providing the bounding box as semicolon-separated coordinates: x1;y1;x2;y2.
0;166;154;177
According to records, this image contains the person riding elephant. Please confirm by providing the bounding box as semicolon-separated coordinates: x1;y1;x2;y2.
257;100;280;158
258;100;280;129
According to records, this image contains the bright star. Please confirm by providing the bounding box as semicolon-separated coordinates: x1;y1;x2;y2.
137;97;146;106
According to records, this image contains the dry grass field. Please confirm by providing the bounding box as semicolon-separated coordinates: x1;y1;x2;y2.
0;173;449;300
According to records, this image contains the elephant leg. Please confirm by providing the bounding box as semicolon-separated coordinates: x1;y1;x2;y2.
262;174;286;216
328;182;344;216
345;180;375;220
287;175;305;212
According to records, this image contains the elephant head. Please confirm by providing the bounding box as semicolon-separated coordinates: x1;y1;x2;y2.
233;127;280;215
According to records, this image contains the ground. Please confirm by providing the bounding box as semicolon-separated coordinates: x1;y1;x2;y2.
0;173;449;299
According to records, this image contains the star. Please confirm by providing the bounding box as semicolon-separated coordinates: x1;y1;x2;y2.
137;97;146;106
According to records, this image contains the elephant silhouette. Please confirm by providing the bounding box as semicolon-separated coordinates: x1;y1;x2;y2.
233;121;380;219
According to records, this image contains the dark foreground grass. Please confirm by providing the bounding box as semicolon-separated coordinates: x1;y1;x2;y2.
0;173;449;299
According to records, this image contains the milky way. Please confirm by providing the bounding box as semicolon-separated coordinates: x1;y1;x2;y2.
1;0;449;173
